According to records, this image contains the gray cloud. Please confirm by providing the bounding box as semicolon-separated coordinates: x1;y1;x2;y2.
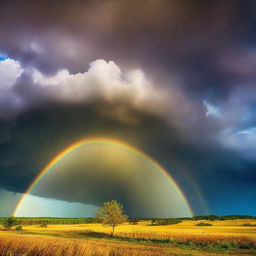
0;0;248;77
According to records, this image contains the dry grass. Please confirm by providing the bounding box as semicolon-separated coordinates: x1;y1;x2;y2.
115;232;256;249
0;233;190;256
1;233;253;256
0;234;159;256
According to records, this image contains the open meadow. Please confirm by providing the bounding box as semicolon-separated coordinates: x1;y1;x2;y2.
0;219;255;256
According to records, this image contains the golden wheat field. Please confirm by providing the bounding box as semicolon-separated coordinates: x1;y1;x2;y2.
21;219;256;237
0;219;256;256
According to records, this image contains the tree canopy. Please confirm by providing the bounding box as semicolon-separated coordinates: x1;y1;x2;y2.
96;200;127;235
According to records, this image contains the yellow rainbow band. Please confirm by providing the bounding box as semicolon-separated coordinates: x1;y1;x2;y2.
13;137;193;216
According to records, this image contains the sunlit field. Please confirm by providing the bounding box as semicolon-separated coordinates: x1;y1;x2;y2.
0;219;255;256
17;219;256;237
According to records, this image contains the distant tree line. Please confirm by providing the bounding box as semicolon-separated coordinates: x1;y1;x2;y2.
179;215;256;221
151;218;181;226
128;215;256;225
0;215;255;226
0;217;98;225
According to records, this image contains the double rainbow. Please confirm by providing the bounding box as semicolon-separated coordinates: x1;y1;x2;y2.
13;137;193;216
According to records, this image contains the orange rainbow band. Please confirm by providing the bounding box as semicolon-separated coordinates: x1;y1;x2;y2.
13;137;193;216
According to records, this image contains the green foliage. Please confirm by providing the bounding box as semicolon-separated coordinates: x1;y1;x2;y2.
219;215;256;220
151;218;181;226
195;222;213;226
243;223;256;227
183;215;256;221
2;216;17;230
40;223;48;228
96;200;128;235
0;217;97;226
192;215;218;221
128;219;139;225
15;225;22;230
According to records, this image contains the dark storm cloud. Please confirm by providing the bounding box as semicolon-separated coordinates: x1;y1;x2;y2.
0;0;250;79
0;101;192;192
0;0;254;104
0;96;213;215
0;189;20;216
0;100;254;215
0;0;254;115
0;0;256;216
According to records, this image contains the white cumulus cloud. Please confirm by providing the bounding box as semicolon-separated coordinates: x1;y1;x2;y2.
32;59;168;115
0;58;196;127
0;58;23;89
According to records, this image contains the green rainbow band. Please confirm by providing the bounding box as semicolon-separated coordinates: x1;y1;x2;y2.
13;137;193;216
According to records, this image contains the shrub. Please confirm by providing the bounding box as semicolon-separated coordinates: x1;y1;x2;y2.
243;223;256;227
129;219;139;225
151;218;181;226
40;223;48;228
195;222;212;226
2;216;17;230
15;225;22;230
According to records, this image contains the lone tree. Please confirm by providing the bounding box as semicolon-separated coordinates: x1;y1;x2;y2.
3;216;17;230
96;200;127;236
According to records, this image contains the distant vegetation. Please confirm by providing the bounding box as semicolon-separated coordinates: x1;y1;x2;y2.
0;217;97;226
243;223;256;227
151;218;181;226
181;215;256;221
195;222;213;226
0;214;255;227
2;216;17;230
15;225;22;230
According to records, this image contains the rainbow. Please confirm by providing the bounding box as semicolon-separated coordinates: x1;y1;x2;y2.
13;137;193;216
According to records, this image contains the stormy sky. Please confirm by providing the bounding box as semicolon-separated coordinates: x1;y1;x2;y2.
0;0;256;217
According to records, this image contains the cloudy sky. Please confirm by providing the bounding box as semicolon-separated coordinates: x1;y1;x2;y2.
0;0;256;217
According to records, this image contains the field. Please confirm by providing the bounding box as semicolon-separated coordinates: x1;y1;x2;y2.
0;219;256;256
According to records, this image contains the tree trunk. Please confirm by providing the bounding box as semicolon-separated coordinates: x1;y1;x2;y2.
112;225;115;236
